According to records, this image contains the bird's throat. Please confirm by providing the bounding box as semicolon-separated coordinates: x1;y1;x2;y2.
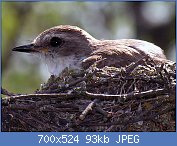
41;54;82;76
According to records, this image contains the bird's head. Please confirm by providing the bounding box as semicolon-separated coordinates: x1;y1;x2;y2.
12;25;97;75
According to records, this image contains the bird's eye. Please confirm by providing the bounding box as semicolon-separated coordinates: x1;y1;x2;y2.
50;37;63;47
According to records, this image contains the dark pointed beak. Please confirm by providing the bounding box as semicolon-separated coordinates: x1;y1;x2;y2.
12;44;39;53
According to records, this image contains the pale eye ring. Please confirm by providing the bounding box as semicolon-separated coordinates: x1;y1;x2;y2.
50;37;63;47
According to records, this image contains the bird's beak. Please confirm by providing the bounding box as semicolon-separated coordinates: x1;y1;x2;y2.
12;43;39;53
12;43;49;53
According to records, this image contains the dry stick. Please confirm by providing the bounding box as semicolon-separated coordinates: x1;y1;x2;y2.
67;69;99;87
95;106;112;118
124;55;148;74
3;93;77;103
126;79;136;93
112;56;146;78
79;99;99;120
3;87;170;105
119;80;127;95
85;88;168;101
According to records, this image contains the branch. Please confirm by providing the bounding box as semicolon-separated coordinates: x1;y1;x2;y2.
85;88;170;101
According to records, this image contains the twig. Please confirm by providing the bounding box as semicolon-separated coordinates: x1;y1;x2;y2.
95;106;112;118
3;87;171;104
79;99;99;120
125;55;148;74
80;104;175;127
85;88;169;101
3;93;78;102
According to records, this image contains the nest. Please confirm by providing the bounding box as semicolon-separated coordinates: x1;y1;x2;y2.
2;58;176;131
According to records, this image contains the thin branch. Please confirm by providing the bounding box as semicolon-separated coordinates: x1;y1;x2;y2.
2;93;78;104
85;88;169;101
79;99;99;120
3;87;173;104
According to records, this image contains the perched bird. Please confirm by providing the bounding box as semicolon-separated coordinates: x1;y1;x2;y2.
12;25;167;75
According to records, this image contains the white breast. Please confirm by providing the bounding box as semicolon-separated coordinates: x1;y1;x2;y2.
39;54;81;75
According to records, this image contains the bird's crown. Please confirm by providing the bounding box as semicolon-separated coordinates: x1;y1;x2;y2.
33;25;96;46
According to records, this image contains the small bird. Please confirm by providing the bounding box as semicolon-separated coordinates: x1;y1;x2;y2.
12;25;167;75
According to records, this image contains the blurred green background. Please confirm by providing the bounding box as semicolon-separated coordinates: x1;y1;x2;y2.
2;1;176;94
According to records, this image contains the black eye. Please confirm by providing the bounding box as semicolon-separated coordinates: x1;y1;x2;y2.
50;37;63;47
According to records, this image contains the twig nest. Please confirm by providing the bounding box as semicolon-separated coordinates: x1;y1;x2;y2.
2;59;176;131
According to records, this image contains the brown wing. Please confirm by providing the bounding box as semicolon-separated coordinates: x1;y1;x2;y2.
82;42;167;69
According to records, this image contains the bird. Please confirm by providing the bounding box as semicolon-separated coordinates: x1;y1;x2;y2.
12;25;168;75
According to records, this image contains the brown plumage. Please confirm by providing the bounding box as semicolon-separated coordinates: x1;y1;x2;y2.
12;25;167;75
